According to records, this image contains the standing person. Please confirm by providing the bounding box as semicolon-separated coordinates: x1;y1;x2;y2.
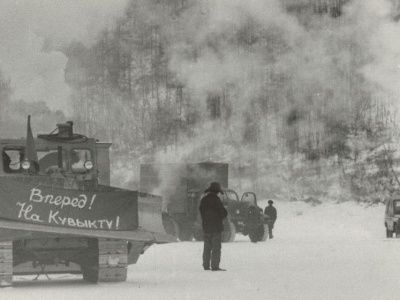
264;200;277;239
199;182;228;271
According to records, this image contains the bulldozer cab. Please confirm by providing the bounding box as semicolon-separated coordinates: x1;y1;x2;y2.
0;121;111;187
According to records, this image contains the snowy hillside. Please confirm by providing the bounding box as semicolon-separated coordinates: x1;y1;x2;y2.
1;200;397;300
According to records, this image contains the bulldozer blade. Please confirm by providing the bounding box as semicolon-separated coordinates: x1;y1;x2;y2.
138;193;177;243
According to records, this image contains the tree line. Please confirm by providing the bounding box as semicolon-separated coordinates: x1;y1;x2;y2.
0;0;398;202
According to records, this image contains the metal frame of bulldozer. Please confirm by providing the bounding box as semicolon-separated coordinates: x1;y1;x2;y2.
0;120;174;286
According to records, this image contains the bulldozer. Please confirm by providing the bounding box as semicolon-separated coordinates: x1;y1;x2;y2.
140;162;267;243
0;117;175;286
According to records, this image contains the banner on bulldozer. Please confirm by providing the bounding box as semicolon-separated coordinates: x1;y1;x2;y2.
0;176;138;231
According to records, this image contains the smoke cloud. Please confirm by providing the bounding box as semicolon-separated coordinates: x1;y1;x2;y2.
145;0;400;199
0;0;129;112
168;0;303;106
165;0;400;146
351;0;400;101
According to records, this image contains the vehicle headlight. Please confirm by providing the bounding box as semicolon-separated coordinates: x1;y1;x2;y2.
84;160;93;170
21;160;31;170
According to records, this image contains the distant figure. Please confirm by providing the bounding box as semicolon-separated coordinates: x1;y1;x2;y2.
264;200;277;239
199;182;228;271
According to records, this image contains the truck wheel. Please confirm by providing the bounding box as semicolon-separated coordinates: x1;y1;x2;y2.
193;228;204;241
178;225;193;241
260;224;269;241
82;266;99;283
162;214;179;237
249;225;265;243
249;231;258;243
386;223;394;238
222;221;236;243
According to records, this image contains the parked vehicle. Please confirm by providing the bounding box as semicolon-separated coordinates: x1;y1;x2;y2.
140;162;267;243
384;196;400;238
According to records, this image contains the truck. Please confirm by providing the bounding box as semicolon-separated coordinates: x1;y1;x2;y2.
0;117;175;286
139;162;267;243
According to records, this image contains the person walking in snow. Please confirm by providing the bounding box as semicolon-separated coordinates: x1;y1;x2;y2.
264;200;277;238
199;182;228;271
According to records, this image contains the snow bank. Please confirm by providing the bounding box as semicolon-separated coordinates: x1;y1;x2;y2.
264;200;384;242
1;201;395;300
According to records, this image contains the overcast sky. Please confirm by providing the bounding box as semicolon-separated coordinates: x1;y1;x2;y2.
0;0;129;113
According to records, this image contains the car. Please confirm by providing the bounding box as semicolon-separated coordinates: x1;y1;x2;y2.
384;196;400;238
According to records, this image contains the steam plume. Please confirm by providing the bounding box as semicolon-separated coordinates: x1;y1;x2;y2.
0;0;129;112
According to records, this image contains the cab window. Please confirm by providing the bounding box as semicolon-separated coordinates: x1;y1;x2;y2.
241;192;256;206
223;190;239;202
71;149;92;173
38;149;67;173
2;148;24;173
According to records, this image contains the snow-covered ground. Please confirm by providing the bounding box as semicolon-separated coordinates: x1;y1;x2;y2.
2;200;399;300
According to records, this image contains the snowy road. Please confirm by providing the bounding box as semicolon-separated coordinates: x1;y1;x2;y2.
1;201;399;300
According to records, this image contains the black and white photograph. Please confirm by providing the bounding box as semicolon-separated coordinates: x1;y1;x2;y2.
0;0;399;299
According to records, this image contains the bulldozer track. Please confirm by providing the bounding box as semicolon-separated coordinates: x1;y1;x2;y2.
0;241;12;287
98;239;128;282
83;238;128;283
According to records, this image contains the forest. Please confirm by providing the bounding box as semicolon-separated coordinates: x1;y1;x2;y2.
1;0;400;202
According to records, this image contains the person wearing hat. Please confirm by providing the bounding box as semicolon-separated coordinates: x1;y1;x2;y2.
264;200;277;239
199;181;228;271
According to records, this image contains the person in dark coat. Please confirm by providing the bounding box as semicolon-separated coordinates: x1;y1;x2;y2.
199;182;228;271
264;200;277;238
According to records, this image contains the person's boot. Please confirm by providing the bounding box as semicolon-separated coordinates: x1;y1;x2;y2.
211;267;226;271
